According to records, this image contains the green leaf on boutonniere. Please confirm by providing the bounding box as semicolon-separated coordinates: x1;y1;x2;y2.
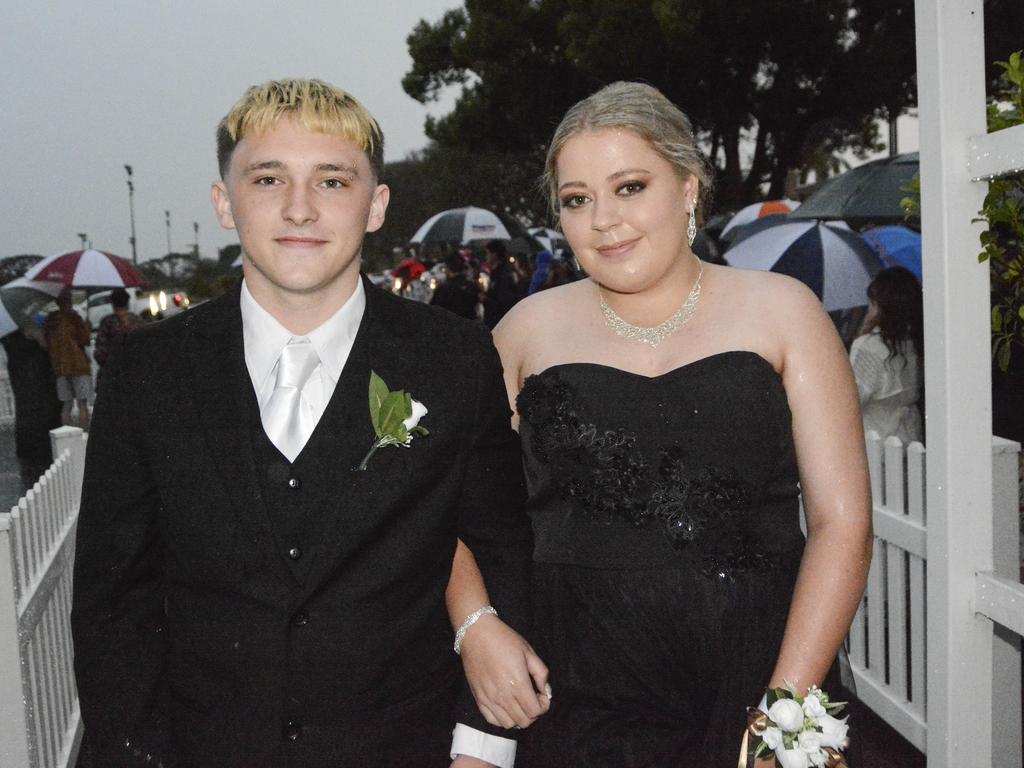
358;371;429;471
369;371;389;437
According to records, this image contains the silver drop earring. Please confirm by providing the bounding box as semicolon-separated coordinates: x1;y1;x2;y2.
687;199;697;246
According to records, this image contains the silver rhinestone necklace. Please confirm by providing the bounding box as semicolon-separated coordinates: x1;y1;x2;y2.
599;261;704;348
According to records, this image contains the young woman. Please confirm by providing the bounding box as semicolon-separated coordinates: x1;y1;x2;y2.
488;82;872;766
850;266;924;444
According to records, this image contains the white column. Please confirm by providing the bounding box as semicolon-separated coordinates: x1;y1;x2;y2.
914;1;993;764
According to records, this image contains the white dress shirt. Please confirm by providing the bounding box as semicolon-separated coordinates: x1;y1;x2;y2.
239;279;515;768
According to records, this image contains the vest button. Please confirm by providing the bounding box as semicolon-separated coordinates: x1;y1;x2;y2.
288;547;302;560
292;610;309;627
283;721;302;741
287;477;301;489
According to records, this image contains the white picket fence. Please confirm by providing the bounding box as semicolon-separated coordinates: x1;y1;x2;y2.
0;371;15;426
848;431;1022;756
0;427;86;768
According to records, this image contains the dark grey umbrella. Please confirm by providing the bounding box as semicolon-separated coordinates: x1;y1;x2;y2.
790;152;919;229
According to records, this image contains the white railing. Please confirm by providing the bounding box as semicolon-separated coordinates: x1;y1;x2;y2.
848;432;1021;757
0;371;14;426
0;427;86;768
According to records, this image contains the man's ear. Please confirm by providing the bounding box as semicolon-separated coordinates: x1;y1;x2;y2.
365;184;390;234
211;181;236;230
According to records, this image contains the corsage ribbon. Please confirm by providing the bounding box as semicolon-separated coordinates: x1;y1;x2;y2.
737;708;848;768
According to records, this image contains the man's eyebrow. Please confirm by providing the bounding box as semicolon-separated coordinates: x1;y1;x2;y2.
241;161;360;176
316;163;360;176
242;160;284;173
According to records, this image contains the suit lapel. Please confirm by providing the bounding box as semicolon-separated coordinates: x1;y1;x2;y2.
184;286;289;580
297;279;410;589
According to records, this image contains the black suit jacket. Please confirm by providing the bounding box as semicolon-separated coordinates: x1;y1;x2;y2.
71;279;532;767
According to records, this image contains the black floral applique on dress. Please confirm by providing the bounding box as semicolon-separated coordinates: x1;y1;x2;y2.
517;369;772;580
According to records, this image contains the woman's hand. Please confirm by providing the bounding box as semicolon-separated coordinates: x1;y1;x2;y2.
459;613;551;729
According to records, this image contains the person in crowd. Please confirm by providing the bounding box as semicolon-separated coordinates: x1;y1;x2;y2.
1;325;61;469
43;288;91;429
458;81;871;766
483;240;526;329
849;266;924;444
71;77;545;768
432;251;481;320
93;288;142;367
527;250;553;296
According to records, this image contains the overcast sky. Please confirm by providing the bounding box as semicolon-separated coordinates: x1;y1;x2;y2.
3;0;459;262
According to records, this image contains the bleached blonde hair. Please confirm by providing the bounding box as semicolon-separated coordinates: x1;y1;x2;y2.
216;78;384;179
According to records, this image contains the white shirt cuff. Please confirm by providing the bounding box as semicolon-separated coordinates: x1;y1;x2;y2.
450;722;517;768
758;693;769;712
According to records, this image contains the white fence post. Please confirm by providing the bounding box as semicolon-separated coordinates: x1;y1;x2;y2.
49;427;86;492
0;515;32;767
992;437;1022;765
914;0;994;764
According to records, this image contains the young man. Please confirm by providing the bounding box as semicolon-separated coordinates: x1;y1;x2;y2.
72;79;544;768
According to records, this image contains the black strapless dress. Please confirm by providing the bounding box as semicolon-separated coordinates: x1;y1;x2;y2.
515;352;842;767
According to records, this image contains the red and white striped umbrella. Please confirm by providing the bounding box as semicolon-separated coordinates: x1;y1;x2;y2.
24;249;147;288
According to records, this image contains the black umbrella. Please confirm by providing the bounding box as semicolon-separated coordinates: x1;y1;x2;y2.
790;152;919;229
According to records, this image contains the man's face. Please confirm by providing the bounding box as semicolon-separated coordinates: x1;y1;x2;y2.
212;116;388;303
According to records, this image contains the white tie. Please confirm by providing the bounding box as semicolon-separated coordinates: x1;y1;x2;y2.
261;338;321;462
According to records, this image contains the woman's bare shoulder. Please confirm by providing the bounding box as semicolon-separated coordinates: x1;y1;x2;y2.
493;281;587;365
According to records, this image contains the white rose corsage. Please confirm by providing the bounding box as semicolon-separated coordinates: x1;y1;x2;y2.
356;371;429;471
743;683;849;768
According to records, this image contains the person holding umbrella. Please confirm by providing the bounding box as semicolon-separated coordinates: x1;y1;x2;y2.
44;287;91;429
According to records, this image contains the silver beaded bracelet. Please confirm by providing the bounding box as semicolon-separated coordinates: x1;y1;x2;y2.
453;605;498;655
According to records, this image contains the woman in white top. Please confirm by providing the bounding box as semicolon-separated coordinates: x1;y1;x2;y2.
849;267;924;444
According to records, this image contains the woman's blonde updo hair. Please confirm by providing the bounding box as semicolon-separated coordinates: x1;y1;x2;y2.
543;81;713;223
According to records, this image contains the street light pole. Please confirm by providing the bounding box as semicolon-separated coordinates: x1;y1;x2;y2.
77;232;87;250
125;164;138;265
165;210;172;254
193;221;199;258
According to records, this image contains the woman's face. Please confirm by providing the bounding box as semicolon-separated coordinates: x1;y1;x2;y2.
555;127;697;294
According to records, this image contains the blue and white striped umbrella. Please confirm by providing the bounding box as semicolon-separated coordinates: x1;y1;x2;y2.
723;219;882;311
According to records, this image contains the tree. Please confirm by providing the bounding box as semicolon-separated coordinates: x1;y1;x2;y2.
0;255;43;284
404;0;917;208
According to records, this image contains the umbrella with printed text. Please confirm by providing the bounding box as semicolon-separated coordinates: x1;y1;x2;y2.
24;249;148;288
411;207;524;245
724;219;882;311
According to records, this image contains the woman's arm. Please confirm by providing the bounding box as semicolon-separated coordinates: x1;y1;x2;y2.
448;541;549;729
768;280;873;693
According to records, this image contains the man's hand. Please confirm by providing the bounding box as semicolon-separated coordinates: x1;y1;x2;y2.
451;756;496;768
459;614;551;729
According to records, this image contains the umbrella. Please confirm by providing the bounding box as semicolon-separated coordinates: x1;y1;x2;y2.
411;207;518;245
789;152;919;228
723;219;881;311
720;199;801;240
528;227;568;253
0;277;65;337
862;225;922;279
24;249;147;288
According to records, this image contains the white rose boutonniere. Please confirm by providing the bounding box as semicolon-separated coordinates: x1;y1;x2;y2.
356;371;429;471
